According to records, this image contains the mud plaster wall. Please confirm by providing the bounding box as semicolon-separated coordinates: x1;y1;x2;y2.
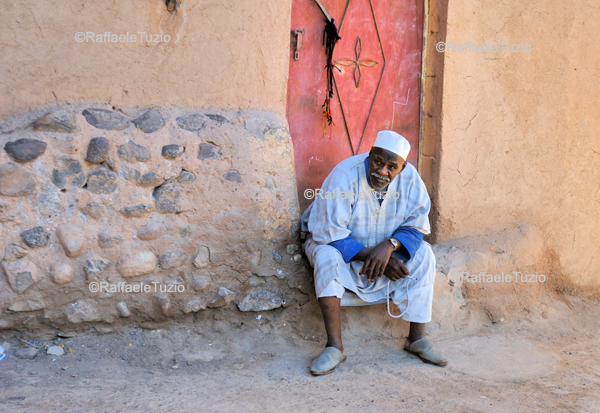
436;0;600;287
0;0;292;120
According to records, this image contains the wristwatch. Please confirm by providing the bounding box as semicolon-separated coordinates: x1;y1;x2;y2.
389;237;401;251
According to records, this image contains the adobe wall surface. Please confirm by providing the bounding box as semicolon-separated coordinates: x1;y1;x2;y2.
1;0;593;337
0;0;292;120
436;0;600;287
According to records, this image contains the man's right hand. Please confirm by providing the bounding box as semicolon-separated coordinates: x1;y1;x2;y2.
383;255;410;281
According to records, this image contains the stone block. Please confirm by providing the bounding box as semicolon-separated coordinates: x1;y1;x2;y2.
139;172;165;187
189;275;210;291
248;276;266;287
49;263;74;285
132;109;165;133
158;249;185;270
249;251;261;265
117;251;157;278
183;298;205;314
84;255;112;278
65;299;103;323
208;287;235;308
4;245;28;261
223;171;242;183
1;258;42;294
85;137;110;163
86;168;118;194
177;170;196;183
20;226;50;247
176;114;206;131
154;294;171;316
98;231;124;248
137;222;167;240
117;141;151;162
161;144;185;159
32;110;76;133
120;203;153;218
56;224;86;258
206;114;230;123
192;247;210;268
237;291;284;312
198;143;222;160
82;108;129;130
80;202;105;219
0;163;36;196
153;183;186;213
116;302;131;317
52;158;86;189
4;138;47;162
8;299;45;312
125;168;141;182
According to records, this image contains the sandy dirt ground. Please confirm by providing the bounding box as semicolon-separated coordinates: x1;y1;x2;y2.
1;296;599;413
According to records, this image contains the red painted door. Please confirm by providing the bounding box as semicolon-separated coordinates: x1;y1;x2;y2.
287;0;424;211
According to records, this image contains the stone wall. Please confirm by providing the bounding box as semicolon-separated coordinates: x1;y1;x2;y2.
0;105;310;333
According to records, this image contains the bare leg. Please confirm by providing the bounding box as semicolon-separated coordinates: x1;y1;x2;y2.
407;322;425;345
318;296;345;354
404;321;447;366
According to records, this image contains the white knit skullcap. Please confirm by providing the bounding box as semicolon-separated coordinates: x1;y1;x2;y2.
372;130;410;160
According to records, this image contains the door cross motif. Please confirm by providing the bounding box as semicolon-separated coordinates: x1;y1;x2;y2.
334;37;379;88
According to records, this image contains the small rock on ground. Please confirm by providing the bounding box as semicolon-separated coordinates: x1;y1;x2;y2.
47;346;65;356
15;347;38;360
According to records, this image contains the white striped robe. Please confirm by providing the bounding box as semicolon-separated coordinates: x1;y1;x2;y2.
301;153;436;322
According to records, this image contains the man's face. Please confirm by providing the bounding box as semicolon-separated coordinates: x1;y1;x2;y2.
368;147;407;190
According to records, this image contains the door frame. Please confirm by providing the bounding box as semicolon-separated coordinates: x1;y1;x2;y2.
418;0;448;242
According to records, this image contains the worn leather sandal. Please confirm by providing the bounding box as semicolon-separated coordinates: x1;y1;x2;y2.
404;338;448;366
310;347;347;376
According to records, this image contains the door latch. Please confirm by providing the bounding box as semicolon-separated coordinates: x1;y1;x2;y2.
291;30;305;61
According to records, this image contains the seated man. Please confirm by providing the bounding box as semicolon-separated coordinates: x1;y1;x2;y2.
301;130;447;375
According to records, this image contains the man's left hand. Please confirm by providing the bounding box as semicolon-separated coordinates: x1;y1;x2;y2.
359;241;394;282
383;254;410;281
